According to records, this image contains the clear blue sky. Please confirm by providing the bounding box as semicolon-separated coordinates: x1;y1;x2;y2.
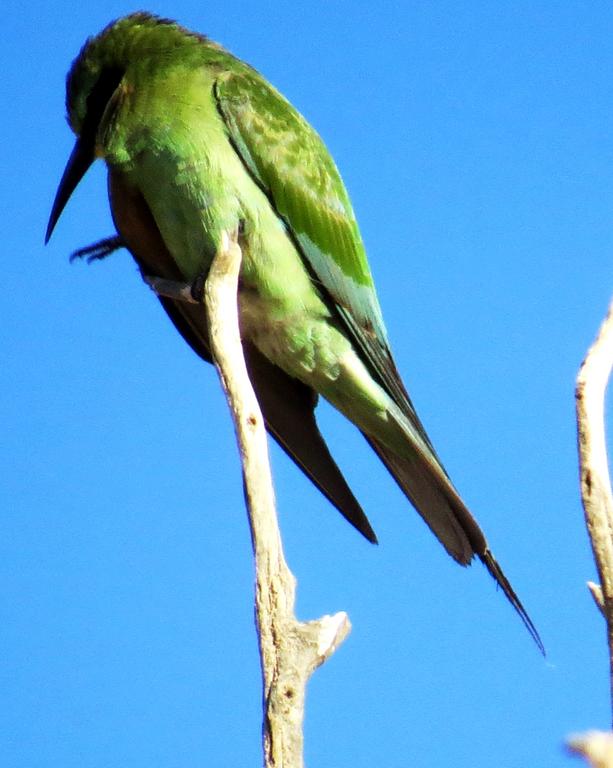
3;1;613;766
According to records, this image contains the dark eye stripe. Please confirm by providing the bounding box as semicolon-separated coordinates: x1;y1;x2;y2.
82;67;124;139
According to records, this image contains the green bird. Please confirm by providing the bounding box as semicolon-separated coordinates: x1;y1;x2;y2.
46;12;541;650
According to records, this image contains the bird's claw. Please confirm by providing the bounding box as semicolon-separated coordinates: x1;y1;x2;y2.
70;235;124;264
190;271;206;303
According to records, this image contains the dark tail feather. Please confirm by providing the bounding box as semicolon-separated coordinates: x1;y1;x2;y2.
363;434;481;564
481;550;544;654
364;433;544;653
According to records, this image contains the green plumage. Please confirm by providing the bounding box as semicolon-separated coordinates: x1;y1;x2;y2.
46;12;542;651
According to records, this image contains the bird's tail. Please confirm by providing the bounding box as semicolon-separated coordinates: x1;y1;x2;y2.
364;430;544;654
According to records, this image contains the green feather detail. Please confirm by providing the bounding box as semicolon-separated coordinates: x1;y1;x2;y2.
214;70;387;340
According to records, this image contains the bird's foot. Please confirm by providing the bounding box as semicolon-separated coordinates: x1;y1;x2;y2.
190;271;206;303
70;235;124;264
144;275;198;304
145;223;245;305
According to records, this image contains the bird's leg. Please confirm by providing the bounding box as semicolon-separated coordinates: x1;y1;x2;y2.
145;266;230;306
144;275;198;304
70;235;198;307
70;234;197;306
70;234;124;264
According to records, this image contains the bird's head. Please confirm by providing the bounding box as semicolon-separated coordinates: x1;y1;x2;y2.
45;12;201;243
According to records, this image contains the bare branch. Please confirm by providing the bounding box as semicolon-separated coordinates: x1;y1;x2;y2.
568;731;613;768
147;240;351;765
589;581;606;618
576;299;613;719
200;230;350;768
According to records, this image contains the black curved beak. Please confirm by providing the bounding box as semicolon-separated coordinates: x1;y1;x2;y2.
45;136;95;244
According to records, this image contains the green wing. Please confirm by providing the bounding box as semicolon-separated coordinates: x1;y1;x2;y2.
214;67;424;426
215;68;382;324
